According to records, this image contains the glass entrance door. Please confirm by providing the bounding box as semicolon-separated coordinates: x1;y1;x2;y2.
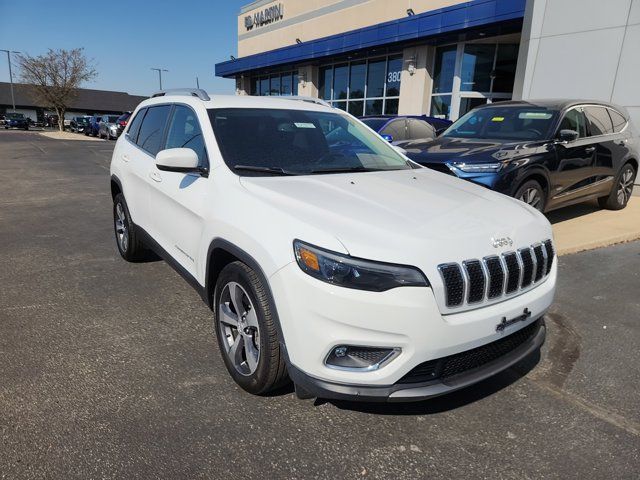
430;41;519;121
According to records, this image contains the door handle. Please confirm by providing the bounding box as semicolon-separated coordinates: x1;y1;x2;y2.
121;154;129;162
149;171;162;183
585;146;596;154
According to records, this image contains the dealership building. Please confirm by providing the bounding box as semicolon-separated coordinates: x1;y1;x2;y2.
215;0;640;126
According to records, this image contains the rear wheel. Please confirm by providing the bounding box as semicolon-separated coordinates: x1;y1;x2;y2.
214;261;288;395
113;193;145;261
598;163;637;210
515;179;546;212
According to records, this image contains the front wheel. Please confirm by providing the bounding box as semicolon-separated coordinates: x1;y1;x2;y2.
515;179;546;212
598;163;637;210
214;262;288;395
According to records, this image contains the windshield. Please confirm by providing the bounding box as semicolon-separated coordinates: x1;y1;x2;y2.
107;116;119;123
442;106;558;141
208;108;412;176
7;113;24;119
360;118;388;132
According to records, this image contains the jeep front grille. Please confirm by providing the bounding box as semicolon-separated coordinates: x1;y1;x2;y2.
438;239;554;308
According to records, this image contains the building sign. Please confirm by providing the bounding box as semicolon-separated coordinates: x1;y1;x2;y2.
244;3;284;30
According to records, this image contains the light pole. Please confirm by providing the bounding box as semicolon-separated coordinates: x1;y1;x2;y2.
151;67;168;90
1;49;20;112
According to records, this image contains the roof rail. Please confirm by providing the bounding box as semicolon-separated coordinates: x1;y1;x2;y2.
282;96;332;108
151;88;210;101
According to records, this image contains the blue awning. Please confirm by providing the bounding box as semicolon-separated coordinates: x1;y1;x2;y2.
215;0;525;78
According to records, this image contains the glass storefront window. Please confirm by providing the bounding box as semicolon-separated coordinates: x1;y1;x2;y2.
460;44;496;92
367;59;386;98
433;46;456;94
319;66;332;100
493;44;519;93
269;75;281;96
386;56;402;97
281;74;292;95
384;98;399;115
431;40;519;121
333;64;349;100
430;95;451;119
348;100;364;116
320;54;401;117
349;62;366;99
259;77;269;96
365;99;383;115
251;72;297;96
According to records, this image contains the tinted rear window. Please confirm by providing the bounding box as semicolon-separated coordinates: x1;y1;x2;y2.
608;109;627;133
585;106;613;136
126;109;146;143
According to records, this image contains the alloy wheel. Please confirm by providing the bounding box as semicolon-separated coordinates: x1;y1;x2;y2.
114;202;129;252
519;187;542;210
616;168;635;206
218;281;260;376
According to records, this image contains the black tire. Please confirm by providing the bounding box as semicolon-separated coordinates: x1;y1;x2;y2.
213;261;289;395
598;162;637;210
112;193;145;261
514;179;546;212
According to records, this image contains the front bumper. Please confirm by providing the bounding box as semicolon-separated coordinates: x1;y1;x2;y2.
289;318;545;402
269;259;556;401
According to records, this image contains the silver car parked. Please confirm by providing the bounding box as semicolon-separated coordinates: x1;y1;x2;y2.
98;115;120;140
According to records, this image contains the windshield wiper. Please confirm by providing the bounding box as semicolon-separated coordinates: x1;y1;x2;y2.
232;165;297;176
310;166;377;174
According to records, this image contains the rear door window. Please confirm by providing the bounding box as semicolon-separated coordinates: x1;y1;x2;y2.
136;105;171;156
558;108;587;138
608;109;627;133
407;119;435;140
164;105;207;167
126;108;146;143
380;119;406;141
585;106;614;136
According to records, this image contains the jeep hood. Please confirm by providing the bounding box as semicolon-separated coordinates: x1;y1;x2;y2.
239;168;552;269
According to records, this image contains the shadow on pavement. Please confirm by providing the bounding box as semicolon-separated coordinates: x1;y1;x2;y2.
546;200;602;224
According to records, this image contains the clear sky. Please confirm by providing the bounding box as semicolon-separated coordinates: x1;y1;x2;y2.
0;0;241;96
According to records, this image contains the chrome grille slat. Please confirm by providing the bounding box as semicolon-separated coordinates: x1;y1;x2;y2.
439;239;554;309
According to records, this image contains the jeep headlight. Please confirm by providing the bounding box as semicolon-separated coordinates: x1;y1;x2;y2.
293;240;429;291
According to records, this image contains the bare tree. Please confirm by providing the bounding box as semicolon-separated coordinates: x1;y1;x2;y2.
17;48;97;132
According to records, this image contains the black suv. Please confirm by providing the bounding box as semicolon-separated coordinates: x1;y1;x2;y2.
405;100;638;212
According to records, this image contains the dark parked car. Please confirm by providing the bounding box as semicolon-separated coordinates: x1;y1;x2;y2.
85;115;102;137
4;112;29;130
360;115;453;145
405;100;638;212
115;112;131;137
70;116;91;133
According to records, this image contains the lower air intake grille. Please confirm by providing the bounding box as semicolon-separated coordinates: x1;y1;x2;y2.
397;319;541;384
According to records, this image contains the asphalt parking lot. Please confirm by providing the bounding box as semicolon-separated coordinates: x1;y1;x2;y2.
1;130;639;479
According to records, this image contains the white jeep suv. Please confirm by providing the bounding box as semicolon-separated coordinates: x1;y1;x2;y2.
110;89;556;402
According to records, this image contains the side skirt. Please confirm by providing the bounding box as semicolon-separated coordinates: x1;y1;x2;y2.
135;226;208;305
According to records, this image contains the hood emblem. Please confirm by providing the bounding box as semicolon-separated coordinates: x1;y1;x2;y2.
491;237;513;248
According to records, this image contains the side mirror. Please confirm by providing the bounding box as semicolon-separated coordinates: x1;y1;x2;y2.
381;134;393;143
558;129;579;142
156;148;202;174
392;145;407;155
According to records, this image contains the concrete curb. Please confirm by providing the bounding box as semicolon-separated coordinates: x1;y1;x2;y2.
551;198;640;256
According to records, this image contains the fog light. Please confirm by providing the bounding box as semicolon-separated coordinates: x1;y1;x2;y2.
325;345;399;371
